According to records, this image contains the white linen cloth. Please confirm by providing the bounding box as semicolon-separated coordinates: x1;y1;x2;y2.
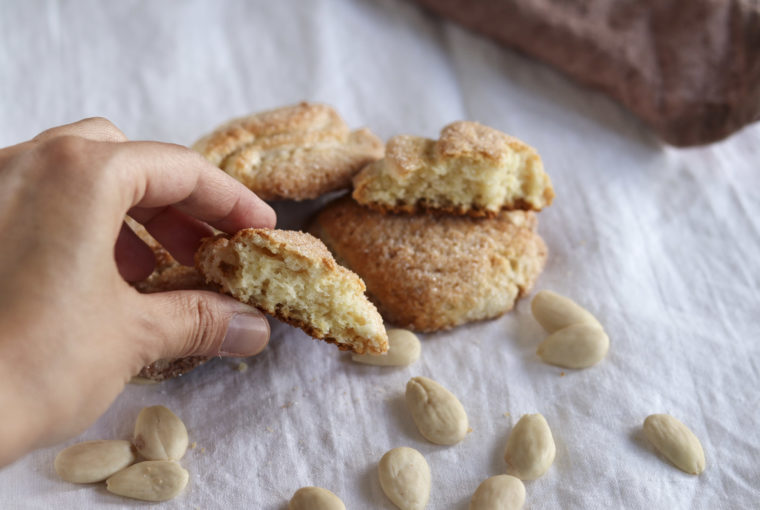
1;1;758;508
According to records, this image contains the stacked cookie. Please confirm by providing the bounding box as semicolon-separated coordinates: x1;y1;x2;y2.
314;119;553;332
132;102;554;379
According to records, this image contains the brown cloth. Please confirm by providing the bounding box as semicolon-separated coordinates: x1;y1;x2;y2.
413;0;760;146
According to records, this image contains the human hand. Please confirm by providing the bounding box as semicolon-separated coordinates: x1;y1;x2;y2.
0;118;276;467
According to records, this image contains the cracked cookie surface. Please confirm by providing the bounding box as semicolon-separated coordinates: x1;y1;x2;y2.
193;102;384;201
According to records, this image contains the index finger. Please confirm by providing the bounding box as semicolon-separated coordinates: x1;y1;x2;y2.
110;141;276;233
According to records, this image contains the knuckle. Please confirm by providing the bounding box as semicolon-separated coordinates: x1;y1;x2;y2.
31;123;69;142
33;117;127;143
169;141;211;167
184;293;226;356
82;116;128;141
173;143;210;172
82;116;112;127
131;291;228;361
38;135;93;170
31;127;55;142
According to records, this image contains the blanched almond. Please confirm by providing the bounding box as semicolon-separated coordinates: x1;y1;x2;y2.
469;475;525;510
54;440;135;483
106;460;189;501
531;290;601;333
378;447;431;510
133;405;188;460
289;486;346;510
352;329;421;366
504;413;556;480
643;414;706;475
406;376;469;445
537;323;609;368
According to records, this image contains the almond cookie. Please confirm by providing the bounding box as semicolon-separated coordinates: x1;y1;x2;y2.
196;228;388;354
352;121;553;217
192;102;384;201
310;197;546;332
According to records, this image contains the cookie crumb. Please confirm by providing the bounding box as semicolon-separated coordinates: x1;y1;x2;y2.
235;361;248;372
189;442;197;449
560;372;566;377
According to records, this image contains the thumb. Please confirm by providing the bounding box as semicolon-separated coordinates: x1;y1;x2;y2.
136;290;270;361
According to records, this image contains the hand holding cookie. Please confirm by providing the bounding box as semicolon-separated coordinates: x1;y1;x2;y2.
0;118;275;467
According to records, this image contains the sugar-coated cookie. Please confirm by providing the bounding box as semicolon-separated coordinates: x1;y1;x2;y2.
311;197;547;331
193;102;384;201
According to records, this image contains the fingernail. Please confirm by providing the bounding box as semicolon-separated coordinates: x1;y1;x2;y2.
219;311;270;356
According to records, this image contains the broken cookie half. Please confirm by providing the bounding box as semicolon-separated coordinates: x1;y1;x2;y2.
352;121;554;217
195;228;389;355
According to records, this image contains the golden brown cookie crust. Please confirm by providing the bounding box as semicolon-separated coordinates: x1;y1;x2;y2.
310;197;547;332
192;102;384;201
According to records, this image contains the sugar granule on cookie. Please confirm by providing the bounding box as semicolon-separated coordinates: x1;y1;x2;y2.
352;121;554;217
192;102;384;201
195;228;388;355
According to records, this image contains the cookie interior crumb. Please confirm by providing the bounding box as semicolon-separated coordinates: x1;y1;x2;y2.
197;229;388;354
353;121;553;216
